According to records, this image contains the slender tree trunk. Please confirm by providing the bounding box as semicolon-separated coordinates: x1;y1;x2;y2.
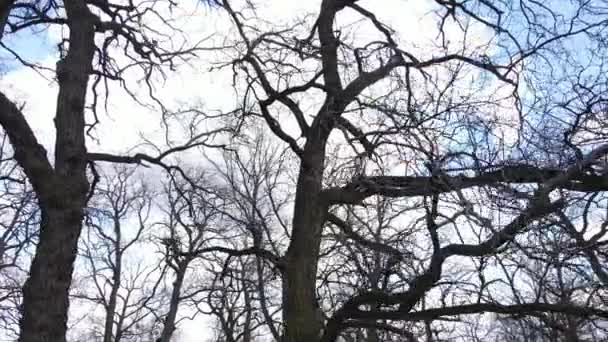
243;276;253;342
280;269;288;341
18;2;96;341
256;256;281;341
103;250;122;342
158;262;188;342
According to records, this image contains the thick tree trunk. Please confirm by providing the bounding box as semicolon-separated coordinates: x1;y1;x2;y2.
284;144;328;342
17;2;96;341
282;1;349;336
18;208;83;342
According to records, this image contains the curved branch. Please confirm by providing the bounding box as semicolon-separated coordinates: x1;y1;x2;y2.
0;92;56;203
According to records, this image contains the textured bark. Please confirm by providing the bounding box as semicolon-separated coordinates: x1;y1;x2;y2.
322;167;608;205
283;117;333;341
14;2;97;341
18;209;84;342
284;164;326;341
282;1;363;340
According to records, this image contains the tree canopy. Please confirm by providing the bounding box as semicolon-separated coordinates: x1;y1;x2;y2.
0;1;607;341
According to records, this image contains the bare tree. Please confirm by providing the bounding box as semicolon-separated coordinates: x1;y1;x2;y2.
203;131;291;342
0;133;37;340
153;175;222;342
3;1;608;341
491;257;607;341
72;166;162;342
203;256;261;342
0;1;208;341
206;1;608;341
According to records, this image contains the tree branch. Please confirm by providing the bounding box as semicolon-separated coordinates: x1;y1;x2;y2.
347;303;608;321
0;92;56;203
322;164;608;205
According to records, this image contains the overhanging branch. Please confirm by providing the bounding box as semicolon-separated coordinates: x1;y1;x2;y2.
346;302;608;321
0;92;56;202
322;164;608;205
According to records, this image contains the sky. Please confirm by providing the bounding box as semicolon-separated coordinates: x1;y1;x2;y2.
0;1;507;341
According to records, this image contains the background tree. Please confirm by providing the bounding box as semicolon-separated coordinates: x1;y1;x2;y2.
71;166;163;342
0;132;37;340
153;173;222;342
203;132;291;342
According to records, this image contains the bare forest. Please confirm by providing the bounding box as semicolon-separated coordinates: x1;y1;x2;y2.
1;1;608;341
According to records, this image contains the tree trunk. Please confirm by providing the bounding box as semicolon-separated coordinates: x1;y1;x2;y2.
284;143;328;342
256;256;281;341
18;208;84;342
243;275;253;342
103;250;122;342
158;262;188;342
17;2;96;341
563;317;580;342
